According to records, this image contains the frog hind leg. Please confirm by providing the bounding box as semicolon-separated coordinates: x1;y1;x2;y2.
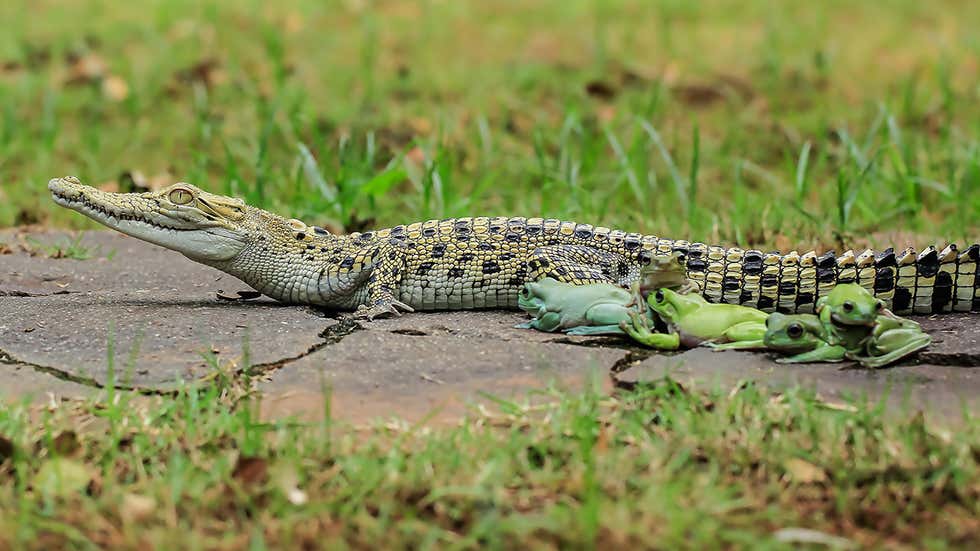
565;325;625;336
851;334;932;368
775;344;848;364
708;321;768;350
570;303;634;335
517;311;563;332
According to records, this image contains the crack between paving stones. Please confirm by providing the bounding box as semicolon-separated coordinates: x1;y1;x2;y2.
917;352;980;367
0;318;363;396
0;347;172;395
244;317;362;378
0;290;76;297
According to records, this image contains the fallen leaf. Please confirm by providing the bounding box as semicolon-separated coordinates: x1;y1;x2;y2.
34;458;92;497
272;464;308;505
672;82;726;106
119;171;173;193
408;117;432;135
783;458;827;484
0;434;13;462
585;80;617;100
216;290;262;301
174;58;226;89
232;456;269;485
51;430;81;456
97;180;120;193
405;146;426;167
102;75;129;101
65;52;107;84
773;527;856;549
597;104;616;124
121;493;156;523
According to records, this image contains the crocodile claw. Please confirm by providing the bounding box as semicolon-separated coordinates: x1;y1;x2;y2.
353;300;415;321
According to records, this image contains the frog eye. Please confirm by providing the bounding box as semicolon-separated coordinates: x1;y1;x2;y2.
520;286;530;298
654;290;665;303
787;323;804;338
876;301;884;311
168;188;194;205
842;301;854;313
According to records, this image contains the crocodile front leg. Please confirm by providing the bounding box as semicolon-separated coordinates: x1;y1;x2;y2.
353;243;415;320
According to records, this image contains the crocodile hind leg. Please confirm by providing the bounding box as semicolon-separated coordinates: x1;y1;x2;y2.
527;245;637;286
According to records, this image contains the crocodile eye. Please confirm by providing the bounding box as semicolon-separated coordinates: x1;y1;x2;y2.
787;323;804;339
842;301;854;312
168;188;194;205
654;290;664;303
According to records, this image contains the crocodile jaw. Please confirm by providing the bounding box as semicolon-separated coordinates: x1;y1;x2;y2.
48;176;247;261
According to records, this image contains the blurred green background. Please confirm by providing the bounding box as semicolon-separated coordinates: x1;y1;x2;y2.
1;0;978;250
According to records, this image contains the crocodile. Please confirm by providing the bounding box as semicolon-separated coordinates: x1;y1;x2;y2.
48;176;980;319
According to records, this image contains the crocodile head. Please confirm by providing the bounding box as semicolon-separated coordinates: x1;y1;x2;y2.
49;176;260;261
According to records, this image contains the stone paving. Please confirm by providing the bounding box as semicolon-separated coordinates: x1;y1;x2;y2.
2;230;978;423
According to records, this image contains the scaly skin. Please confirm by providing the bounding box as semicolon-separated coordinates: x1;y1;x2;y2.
621;287;770;350
516;278;641;335
49;176;980;318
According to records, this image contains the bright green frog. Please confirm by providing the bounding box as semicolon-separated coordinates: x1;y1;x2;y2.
621;287;769;350
764;311;931;367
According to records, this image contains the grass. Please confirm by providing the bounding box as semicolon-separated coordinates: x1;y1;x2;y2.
1;0;979;547
1;375;977;549
0;0;978;248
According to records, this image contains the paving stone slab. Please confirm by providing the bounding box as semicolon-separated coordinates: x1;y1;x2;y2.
0;361;97;402
1;230;334;388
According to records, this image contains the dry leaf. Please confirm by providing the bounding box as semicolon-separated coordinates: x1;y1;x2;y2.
405;146;426;167
102;75;129;101
51;430;81;456
783;458;827;484
408;117;432;135
216;290;262;301
273;464;308;505
66;52;107;84
585;80;617;100
672;82;726;107
232;456;269;485
597;104;616;124
121;493;157;523
175;58;225;88
97;180;120;193
773;527;856;549
34;458;92;497
0;434;13;462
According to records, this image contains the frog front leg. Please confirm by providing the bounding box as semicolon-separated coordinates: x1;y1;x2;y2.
620;311;681;350
519;311;563;332
708;320;768;350
564;303;634;335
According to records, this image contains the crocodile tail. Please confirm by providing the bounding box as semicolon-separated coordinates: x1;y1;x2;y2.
641;238;979;315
